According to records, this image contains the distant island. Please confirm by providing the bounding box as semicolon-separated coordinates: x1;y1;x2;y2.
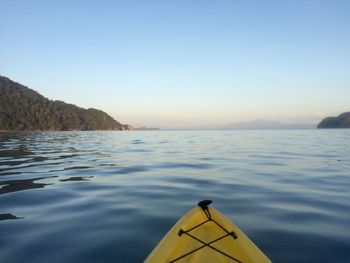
0;76;133;131
317;112;350;128
135;127;160;131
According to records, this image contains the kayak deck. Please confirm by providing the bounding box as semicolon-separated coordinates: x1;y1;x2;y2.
145;200;271;263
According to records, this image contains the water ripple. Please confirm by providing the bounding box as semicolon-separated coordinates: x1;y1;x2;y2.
0;130;349;263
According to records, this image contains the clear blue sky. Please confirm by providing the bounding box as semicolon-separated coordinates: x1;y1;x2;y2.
1;0;349;128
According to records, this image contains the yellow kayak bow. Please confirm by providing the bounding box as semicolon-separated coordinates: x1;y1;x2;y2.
145;200;271;263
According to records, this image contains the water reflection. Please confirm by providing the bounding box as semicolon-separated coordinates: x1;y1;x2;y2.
0;176;56;195
0;213;24;220
59;176;94;182
0;146;32;159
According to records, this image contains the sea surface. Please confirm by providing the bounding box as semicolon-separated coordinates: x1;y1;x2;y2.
0;130;349;263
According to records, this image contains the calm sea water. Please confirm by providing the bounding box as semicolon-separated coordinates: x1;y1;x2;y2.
0;130;349;263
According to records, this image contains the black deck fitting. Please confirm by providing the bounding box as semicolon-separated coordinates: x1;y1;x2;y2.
197;200;213;210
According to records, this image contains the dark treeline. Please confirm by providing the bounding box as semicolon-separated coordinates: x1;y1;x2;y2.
317;112;350;128
0;76;130;131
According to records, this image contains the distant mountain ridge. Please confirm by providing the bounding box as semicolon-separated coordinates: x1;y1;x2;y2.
183;120;315;130
222;120;314;130
0;76;132;131
206;120;316;130
317;112;350;128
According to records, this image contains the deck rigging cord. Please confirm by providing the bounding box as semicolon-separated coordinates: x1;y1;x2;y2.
169;200;243;263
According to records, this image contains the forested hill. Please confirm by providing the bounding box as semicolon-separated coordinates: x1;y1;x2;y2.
0;76;132;131
317;112;350;128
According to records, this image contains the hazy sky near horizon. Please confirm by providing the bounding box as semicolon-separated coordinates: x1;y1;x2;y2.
1;0;350;128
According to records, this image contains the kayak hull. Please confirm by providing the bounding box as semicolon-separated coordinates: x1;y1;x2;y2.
145;205;271;263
